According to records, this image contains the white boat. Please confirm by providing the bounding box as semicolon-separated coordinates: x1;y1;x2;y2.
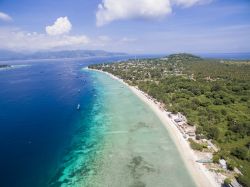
77;104;80;110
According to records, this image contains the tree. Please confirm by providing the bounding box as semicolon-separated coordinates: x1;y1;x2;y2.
237;175;250;187
224;178;231;186
212;154;220;163
231;147;248;160
227;160;236;171
211;84;221;92
207;126;220;140
213;98;223;105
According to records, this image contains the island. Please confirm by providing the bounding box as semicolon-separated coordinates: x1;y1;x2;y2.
89;53;250;187
0;64;11;69
0;50;127;61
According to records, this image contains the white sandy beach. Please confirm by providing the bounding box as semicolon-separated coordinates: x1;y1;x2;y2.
88;67;220;187
129;86;220;187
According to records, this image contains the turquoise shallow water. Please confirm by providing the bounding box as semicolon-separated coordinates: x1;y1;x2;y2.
54;70;196;187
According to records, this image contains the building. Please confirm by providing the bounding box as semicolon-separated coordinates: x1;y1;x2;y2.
219;159;227;169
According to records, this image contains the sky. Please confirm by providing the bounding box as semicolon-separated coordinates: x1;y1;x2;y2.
0;0;250;54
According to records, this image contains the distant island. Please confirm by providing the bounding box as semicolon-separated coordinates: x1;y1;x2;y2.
89;53;250;187
0;50;127;61
0;64;11;69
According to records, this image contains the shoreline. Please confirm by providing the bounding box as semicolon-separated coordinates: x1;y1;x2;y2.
87;67;220;187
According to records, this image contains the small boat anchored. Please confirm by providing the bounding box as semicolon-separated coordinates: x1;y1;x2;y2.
77;104;81;110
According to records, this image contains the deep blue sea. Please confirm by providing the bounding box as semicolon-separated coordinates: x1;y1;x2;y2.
0;56;136;187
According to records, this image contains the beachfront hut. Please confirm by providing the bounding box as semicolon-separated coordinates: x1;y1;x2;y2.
174;118;182;123
177;112;187;122
168;113;172;118
187;131;196;137
219;159;227;169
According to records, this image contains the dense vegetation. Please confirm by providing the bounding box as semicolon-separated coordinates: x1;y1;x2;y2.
89;53;250;186
188;138;207;151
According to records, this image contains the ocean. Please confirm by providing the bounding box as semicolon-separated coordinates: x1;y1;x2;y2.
0;57;195;187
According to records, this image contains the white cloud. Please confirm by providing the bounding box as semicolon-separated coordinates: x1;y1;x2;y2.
96;0;211;26
46;17;72;35
0;12;12;22
0;27;89;51
96;0;172;26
